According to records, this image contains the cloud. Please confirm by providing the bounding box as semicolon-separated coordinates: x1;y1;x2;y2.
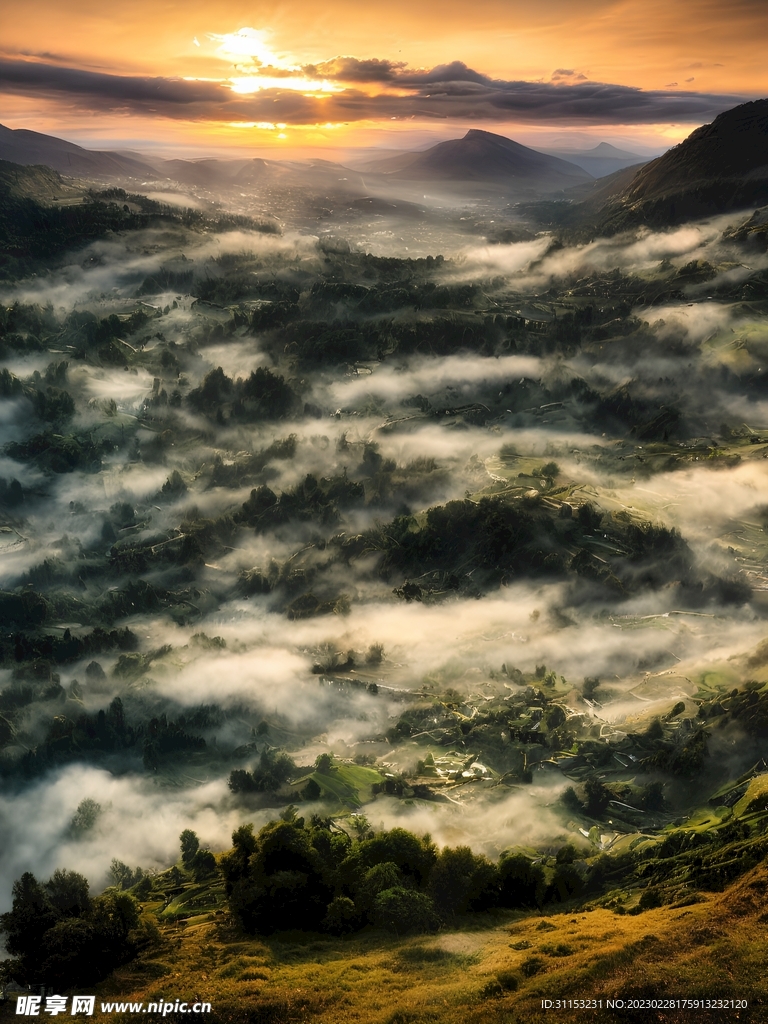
327;352;545;405
0;56;748;127
306;57;407;83
551;69;588;82
0;59;227;106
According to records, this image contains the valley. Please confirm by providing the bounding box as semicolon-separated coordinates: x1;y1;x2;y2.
1;98;768;1022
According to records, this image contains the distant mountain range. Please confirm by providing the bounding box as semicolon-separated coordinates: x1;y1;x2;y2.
0;123;594;198
539;142;646;179
363;129;591;191
2;98;767;232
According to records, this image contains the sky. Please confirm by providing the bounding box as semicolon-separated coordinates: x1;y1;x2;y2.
0;0;766;157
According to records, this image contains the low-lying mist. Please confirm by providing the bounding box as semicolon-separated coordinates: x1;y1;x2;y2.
2;175;768;918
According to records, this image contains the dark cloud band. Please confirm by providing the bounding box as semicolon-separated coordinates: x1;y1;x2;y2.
0;59;227;104
0;57;749;125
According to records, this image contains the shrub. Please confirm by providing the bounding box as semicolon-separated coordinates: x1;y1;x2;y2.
520;955;545;977
323;896;358;935
372;888;439;935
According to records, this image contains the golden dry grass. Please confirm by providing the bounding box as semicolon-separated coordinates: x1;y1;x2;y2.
87;863;768;1024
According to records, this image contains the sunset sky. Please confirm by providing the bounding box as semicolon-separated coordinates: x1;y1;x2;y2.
0;0;765;156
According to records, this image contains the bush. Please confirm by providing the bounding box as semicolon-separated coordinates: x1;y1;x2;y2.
638;887;663;910
323;896;358;935
372;887;439;935
497;970;520;991
520;955;545;977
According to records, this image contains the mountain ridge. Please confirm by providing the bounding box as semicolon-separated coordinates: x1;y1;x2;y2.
595;98;768;229
362;128;592;191
0;124;159;180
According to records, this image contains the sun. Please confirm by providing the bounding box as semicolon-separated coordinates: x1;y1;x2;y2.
211;28;291;69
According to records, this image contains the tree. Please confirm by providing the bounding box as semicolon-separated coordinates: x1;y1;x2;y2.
358;862;402;916
220;820;332;934
577;503;602;532
348;814;372;840
428;846;499;918
192;850;217;880
344;828;437;888
229;748;296;794
646;718;664;740
0;870;142;988
641;781;665;811
68;798;102;837
44;869;91;917
561;786;583;812
555;844;578;865
498;854;545;909
549;862;584;904
584;778;610;818
0;872;58;963
180;829;200;866
109;860;144;890
37;917;95;988
583;677;600;699
237;366;295;419
301;777;322;800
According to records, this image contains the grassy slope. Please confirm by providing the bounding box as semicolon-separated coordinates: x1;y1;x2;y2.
88;863;768;1024
290;764;384;808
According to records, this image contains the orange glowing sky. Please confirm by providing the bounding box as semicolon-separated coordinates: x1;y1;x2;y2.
0;0;765;155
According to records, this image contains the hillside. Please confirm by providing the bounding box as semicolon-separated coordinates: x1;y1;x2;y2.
365;129;591;191
82;858;768;1024
0;124;158;180
563;162;649;207
0;160;277;278
596;98;768;230
0;159;85;204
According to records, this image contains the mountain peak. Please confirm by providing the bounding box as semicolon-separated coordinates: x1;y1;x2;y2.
364;128;591;190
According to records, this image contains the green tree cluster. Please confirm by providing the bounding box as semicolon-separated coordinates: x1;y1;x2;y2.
0;869;146;988
219;818;584;938
228;747;297;794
